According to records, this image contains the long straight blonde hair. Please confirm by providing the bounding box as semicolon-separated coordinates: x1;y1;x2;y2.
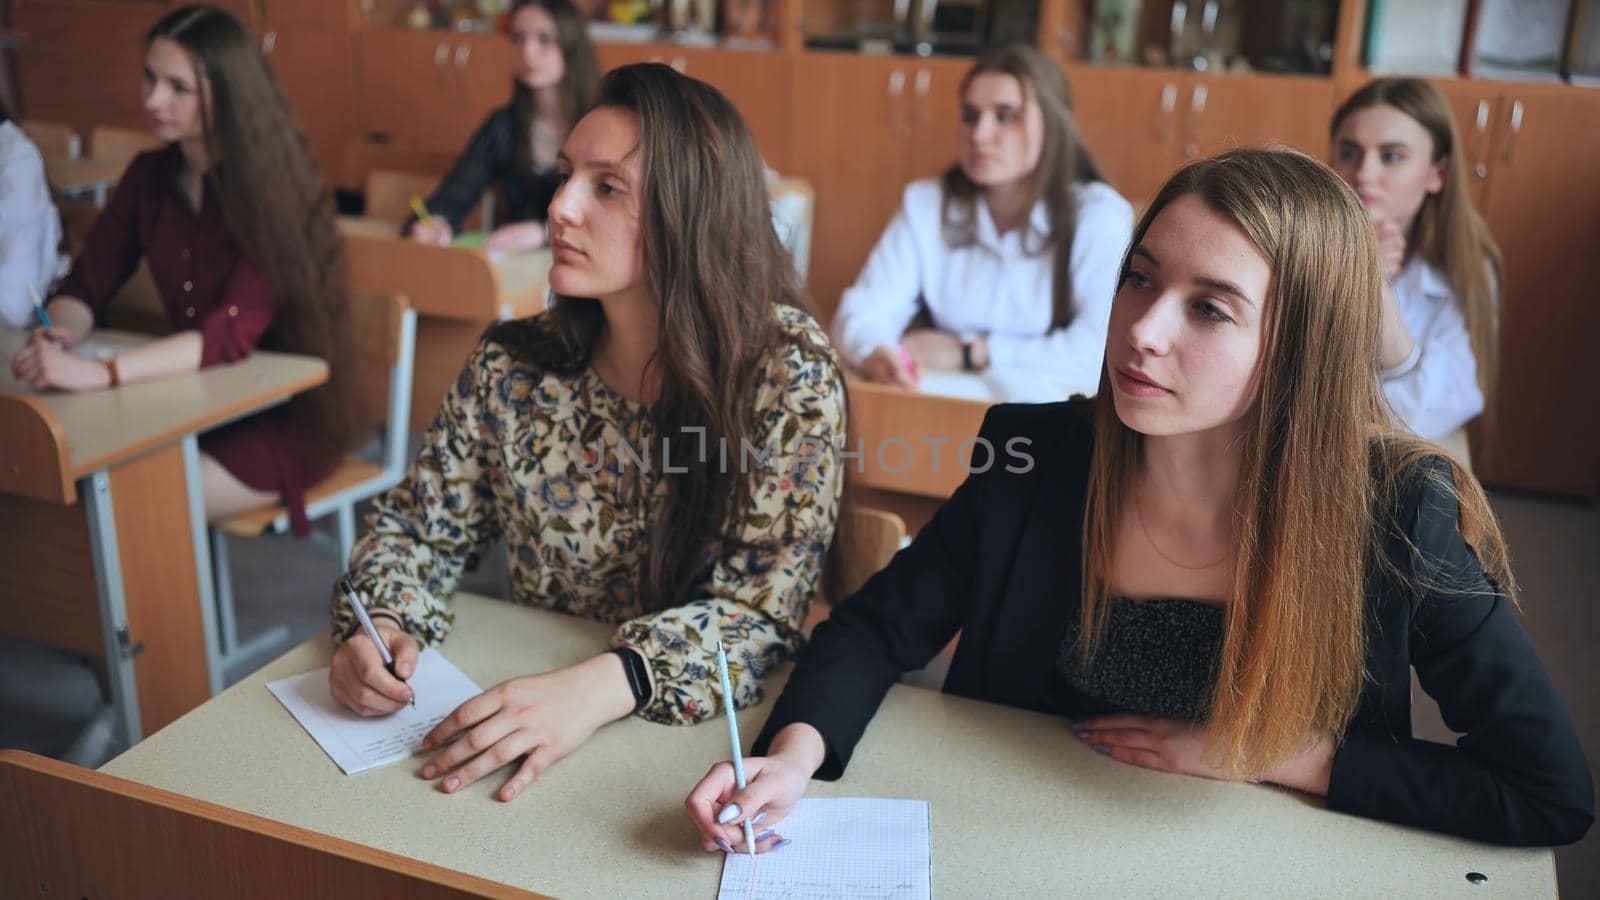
1332;78;1504;401
1079;148;1514;779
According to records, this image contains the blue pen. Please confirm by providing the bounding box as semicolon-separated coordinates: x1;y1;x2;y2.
715;641;757;859
28;285;63;348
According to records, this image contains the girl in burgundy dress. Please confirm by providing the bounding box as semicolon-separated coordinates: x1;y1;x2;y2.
9;4;355;534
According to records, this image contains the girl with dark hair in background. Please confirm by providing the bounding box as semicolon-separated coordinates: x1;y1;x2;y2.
832;43;1133;401
407;0;599;252
688;148;1590;853
328;64;847;803
1330;77;1504;449
0;97;69;329
9;4;355;532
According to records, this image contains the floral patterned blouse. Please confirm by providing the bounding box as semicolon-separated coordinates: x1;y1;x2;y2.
331;305;846;725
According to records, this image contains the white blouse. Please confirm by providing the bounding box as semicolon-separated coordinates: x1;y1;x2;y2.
0;121;68;329
830;177;1134;402
1382;257;1484;441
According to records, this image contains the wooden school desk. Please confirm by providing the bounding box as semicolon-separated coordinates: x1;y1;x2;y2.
338;218;550;430
100;594;1556;897
42;153;124;206
0;329;327;747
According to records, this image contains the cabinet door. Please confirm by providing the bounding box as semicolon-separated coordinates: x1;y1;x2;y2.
1064;65;1187;209
1474;87;1600;496
593;42;668;73
353;30;464;153
674;48;791;171
1186;74;1334;165
1423;80;1499;210
904;58;971;183
787;53;914;322
13;2;161;138
262;28;356;184
251;0;352;30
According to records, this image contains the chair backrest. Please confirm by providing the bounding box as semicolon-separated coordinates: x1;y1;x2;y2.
0;750;534;898
89;124;162;170
21;119;80;159
768;176;815;283
346;291;416;479
838;506;907;601
364;169;489;231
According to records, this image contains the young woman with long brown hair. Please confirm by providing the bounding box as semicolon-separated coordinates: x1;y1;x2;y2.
685;148;1591;852
406;0;598;252
1330;77;1503;446
831;42;1133;401
328;63;846;803
9;4;354;533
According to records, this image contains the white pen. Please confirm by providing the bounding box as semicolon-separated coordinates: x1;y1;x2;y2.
715;641;757;859
339;576;414;708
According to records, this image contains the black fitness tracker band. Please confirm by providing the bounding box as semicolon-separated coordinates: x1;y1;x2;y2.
610;647;653;714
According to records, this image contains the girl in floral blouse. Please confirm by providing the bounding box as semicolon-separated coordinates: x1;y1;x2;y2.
327;63;846;803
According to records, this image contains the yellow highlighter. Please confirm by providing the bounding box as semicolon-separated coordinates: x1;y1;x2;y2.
409;196;437;227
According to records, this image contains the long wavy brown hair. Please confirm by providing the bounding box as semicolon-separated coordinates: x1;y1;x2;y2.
148;5;355;452
490;63;842;613
940;43;1106;329
508;0;599;177
1332;78;1504;403
1079;148;1514;779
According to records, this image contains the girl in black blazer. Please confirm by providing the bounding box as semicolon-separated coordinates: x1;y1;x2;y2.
685;148;1592;850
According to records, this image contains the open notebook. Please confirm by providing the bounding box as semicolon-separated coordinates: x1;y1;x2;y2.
718;797;931;900
266;648;482;775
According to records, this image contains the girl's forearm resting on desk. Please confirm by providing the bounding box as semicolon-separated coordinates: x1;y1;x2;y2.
44;296;95;345
108;330;205;384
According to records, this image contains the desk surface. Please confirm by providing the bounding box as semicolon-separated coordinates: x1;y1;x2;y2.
42;154;123;189
102;594;1554;897
0;329;327;479
338;216;551;320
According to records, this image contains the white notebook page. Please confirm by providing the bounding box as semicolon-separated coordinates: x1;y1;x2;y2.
266;648;482;775
718;797;931;900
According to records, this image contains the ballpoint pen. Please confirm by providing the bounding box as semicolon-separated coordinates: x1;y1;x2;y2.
715;641;757;859
409;196;438;227
339;576;414;708
29;285;64;348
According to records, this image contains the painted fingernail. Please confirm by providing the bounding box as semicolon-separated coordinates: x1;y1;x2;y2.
714;837;734;853
752;810;767;826
755;829;776;842
421;765;435;778
444;777;460;790
716;803;742;825
1092;744;1110;754
772;838;792;850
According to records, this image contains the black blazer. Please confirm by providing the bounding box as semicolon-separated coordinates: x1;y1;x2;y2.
756;400;1593;847
407;106;560;234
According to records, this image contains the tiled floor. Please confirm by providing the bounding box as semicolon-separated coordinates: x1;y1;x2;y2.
2;490;1594;893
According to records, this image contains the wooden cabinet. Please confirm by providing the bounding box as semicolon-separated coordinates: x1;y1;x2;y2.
259;27;357;185
12;2;165;140
787;52;969;322
352;30;513;157
1066;65;1334;208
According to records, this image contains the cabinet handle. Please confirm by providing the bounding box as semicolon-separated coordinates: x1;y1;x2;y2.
455;43;472;69
888;69;908;139
261;30;276;56
913;68;931;126
1501;100;1523;165
1189;83;1207;115
433;41;450;89
1159;82;1177;143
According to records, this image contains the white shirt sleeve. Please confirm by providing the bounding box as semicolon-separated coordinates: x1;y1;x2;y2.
985;183;1134;399
1381;274;1484;440
0;126;67;329
829;183;933;370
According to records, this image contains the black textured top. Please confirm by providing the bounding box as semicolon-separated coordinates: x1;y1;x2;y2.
406;106;561;234
1056;597;1224;723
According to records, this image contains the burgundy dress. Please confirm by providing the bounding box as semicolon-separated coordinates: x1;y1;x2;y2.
53;144;338;534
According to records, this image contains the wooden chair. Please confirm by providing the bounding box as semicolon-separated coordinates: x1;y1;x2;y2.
0;750;537;898
208;292;416;670
88;124;162;170
20;119;79;159
364;168;490;231
805;506;907;633
769;175;815;283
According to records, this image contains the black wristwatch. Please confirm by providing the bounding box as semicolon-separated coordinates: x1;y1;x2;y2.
959;331;982;372
610;647;653;714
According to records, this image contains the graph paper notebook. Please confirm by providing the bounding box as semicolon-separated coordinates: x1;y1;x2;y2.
717;797;931;900
266;648;481;775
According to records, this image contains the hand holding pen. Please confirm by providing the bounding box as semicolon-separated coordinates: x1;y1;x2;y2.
29;285;69;349
328;577;420;716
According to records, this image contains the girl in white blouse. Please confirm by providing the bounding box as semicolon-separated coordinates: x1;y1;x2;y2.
1330;78;1503;446
831;43;1133;402
0;101;68;329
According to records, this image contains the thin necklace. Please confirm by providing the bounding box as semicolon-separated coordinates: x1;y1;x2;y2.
1134;490;1229;570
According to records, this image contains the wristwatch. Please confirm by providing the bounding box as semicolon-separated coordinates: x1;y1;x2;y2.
609;647;653;714
959;332;983;372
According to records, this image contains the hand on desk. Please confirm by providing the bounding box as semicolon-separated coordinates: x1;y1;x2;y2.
684;722;825;854
901;329;965;374
860;345;919;390
410;219;454;246
418;651;635;802
1073;714;1333;795
329;620;419;715
482;221;547;253
9;331;110;392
